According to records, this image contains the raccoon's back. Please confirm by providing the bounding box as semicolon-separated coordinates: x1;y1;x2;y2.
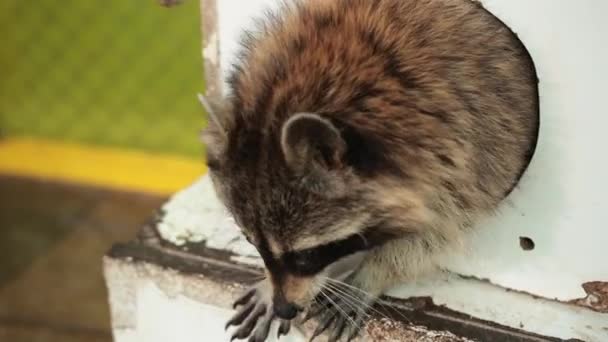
227;0;539;208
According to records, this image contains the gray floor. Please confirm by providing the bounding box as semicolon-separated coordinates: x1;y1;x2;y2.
0;176;165;342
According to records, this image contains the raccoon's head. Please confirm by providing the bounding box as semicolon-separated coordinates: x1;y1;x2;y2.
203;105;399;319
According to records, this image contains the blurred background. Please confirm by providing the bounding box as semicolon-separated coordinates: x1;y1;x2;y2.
0;1;207;340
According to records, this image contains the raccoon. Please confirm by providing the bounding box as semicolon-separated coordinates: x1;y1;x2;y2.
202;0;539;340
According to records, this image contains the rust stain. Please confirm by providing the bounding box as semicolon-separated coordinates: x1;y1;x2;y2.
569;281;608;313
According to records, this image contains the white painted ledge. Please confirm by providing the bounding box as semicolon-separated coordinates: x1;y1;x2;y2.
146;176;608;341
104;258;305;342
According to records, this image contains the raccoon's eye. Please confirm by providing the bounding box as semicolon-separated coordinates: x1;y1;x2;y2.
286;250;327;276
286;233;377;276
292;256;322;275
294;258;309;269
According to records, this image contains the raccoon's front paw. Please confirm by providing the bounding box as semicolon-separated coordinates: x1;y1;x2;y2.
226;281;291;341
305;280;374;342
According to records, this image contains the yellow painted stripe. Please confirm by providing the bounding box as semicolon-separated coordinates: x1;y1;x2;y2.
0;137;206;196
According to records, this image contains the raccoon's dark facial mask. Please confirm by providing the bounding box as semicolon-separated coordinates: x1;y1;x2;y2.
281;228;397;277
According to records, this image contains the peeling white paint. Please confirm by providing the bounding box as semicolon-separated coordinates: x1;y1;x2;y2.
157;176;262;265
157;177;223;246
114;280;306;342
202;32;218;66
387;274;608;341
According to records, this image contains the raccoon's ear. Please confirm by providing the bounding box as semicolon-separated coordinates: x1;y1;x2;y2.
281;113;348;193
281;113;346;171
198;93;231;170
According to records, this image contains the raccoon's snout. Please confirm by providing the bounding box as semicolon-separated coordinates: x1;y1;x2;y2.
273;296;302;319
269;273;311;319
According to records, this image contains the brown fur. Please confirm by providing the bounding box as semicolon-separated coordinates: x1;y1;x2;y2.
281;274;315;304
205;0;539;316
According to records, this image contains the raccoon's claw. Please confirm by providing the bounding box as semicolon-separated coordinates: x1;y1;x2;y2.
232;287;256;309
308;310;337;341
277;319;291;338
307;282;373;342
229;303;267;341
227;282;289;341
225;301;255;329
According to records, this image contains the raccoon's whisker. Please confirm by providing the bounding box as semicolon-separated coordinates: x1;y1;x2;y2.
322;282;365;310
324;282;384;322
323;278;411;324
376;298;413;325
323;278;406;323
323;283;369;313
314;284;336;312
327;279;412;323
319;289;358;330
323;284;372;334
320;278;373;303
322;278;372;297
313;282;329;302
312;282;326;303
323;283;369;320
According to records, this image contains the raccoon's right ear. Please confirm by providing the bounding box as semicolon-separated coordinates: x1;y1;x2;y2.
198;93;231;170
281;113;347;193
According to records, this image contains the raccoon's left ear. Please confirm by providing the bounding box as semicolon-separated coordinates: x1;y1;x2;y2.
281;113;347;193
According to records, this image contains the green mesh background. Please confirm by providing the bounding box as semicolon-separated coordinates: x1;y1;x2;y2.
0;0;206;157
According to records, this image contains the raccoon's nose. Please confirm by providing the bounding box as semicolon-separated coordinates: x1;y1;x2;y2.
273;300;300;320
